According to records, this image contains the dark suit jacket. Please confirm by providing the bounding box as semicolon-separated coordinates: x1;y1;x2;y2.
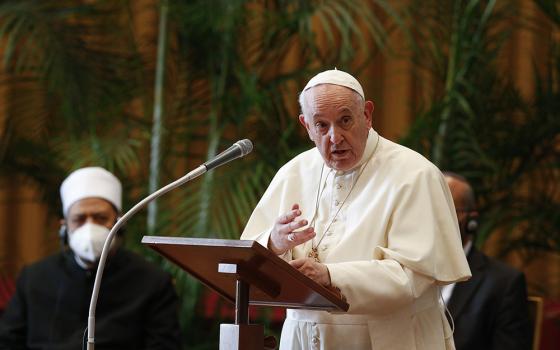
448;247;532;350
0;249;182;350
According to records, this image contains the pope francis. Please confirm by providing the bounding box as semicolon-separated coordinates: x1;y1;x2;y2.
240;69;471;350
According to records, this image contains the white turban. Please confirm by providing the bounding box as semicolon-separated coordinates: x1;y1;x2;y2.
302;69;364;99
60;167;122;216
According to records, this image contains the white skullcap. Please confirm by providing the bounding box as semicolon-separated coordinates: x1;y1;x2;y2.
60;167;122;216
302;69;364;99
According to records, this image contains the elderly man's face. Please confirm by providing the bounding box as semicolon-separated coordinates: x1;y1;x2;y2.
65;197;118;233
299;84;373;171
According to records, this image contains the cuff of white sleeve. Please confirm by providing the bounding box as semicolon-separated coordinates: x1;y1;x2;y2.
324;263;339;288
254;230;271;248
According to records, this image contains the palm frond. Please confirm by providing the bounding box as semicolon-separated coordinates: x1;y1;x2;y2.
402;0;560;262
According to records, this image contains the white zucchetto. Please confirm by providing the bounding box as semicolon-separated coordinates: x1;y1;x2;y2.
60;167;122;216
302;69;365;99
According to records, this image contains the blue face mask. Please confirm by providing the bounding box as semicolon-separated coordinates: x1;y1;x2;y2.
68;222;111;262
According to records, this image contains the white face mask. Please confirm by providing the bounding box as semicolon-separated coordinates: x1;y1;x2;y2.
68;222;112;263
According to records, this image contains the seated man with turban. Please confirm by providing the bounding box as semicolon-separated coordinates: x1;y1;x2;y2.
0;167;182;350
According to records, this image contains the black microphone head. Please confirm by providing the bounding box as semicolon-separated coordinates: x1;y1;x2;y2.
235;139;253;156
203;139;253;171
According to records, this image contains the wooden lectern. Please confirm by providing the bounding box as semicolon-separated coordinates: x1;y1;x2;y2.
142;236;349;350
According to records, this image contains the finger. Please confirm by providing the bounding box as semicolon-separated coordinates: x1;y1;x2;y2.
288;219;308;231
278;208;302;224
277;218;306;236
298;226;315;235
288;226;315;242
285;225;316;244
291;203;299;210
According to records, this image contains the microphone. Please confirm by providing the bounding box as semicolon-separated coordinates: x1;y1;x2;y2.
86;139;253;350
204;139;253;171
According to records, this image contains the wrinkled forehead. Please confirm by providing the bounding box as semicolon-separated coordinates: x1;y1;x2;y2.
303;84;364;116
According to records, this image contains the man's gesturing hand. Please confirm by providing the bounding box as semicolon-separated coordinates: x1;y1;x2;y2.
268;203;315;255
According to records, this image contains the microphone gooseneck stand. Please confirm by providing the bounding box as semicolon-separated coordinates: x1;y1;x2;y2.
86;139;252;350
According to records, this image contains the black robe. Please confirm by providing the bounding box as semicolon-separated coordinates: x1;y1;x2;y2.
0;248;181;350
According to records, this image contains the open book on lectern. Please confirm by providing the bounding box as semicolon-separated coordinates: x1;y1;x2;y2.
141;236;349;312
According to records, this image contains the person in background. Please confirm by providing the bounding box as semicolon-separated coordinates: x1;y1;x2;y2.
0;166;182;350
443;171;532;350
241;69;471;350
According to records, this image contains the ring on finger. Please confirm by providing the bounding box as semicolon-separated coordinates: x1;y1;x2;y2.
287;233;295;242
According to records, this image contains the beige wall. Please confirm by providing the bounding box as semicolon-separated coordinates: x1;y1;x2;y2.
0;178;59;276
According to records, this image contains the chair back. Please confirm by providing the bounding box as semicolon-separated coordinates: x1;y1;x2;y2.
528;296;544;350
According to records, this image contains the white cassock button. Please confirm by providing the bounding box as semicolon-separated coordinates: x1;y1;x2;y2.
334;200;340;206
312;336;319;345
336;183;342;190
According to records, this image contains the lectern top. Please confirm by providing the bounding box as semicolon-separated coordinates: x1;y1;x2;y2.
141;236;348;312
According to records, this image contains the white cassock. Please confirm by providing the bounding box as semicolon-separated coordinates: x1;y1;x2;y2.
241;128;471;350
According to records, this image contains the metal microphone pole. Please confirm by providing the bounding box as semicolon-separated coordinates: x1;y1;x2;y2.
86;165;206;349
86;139;252;349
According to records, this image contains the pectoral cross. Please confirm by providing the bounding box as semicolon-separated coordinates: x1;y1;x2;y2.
308;247;320;262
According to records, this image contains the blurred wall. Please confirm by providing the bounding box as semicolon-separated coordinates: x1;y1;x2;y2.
0;0;558;300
